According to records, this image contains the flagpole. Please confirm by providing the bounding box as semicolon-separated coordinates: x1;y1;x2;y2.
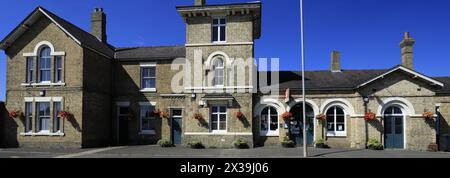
300;0;308;158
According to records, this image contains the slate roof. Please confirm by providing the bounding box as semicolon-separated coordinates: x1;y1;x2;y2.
434;77;450;94
38;7;115;57
115;46;185;60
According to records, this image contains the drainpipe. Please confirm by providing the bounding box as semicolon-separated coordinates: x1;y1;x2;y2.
436;106;441;151
363;96;369;149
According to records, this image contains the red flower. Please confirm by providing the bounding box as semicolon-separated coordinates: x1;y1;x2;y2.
235;111;244;119
364;112;376;121
58;111;70;119
159;111;169;119
193;113;203;120
281;112;293;120
316;114;326;121
8;111;18;119
422;112;434;120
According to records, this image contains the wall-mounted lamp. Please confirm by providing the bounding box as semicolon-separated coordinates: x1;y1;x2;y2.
191;93;196;98
39;90;46;97
363;96;369;103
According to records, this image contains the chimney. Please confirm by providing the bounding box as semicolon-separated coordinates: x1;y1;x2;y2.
195;0;206;6
331;50;341;72
91;8;107;43
400;32;415;70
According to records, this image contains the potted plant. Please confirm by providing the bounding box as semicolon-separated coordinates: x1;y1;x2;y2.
157;139;174;147
367;139;384;150
159;111;169;119
281;136;295;148
313;138;330;149
281;112;293;121
364;112;376;121
233;139;249;149
235;111;244;120
422;111;434;120
316;114;326;121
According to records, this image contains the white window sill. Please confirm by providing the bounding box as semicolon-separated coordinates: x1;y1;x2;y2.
21;82;66;87
326;132;346;137
139;130;156;135
20;132;65;136
210;131;227;134
260;132;279;137
140;88;157;93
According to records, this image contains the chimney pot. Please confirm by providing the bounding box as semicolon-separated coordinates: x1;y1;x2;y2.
195;0;206;6
404;32;410;39
91;8;107;43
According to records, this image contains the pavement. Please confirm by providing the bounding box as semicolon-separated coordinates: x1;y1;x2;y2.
1;145;450;158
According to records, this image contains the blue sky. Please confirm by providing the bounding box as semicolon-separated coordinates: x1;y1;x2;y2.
1;0;450;101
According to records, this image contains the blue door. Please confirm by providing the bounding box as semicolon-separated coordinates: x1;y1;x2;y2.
384;106;404;149
290;104;314;146
171;109;182;145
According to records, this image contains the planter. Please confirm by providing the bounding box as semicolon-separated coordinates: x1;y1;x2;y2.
364;112;376;121
281;112;293;121
235;111;244;120
422;112;434;120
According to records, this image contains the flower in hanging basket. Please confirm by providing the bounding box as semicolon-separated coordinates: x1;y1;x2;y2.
422;111;434;120
364;112;376;121
235;111;244;120
316;114;326;121
8;111;19;119
127;111;135;120
58;111;71;119
151;109;161;117
281;112;293;120
193;113;203;120
159;111;169;119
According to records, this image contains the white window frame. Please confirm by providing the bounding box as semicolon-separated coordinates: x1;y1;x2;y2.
326;105;347;137
20;97;65;136
213;58;225;87
139;102;157;135
53;101;63;133
140;62;157;92
383;105;406;149
26;57;34;83
24;102;33;133
36;102;51;134
212;17;226;43
260;106;279;136
38;47;52;83
210;105;227;133
54;56;63;83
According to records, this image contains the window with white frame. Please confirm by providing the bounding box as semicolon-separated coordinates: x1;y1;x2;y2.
326;106;346;136
53;102;62;132
26;57;34;83
213;58;224;86
260;106;279;136
55;56;62;83
141;64;156;90
140;104;156;134
212;18;226;42
38;47;51;82
36;102;51;133
210;105;227;132
25;102;32;133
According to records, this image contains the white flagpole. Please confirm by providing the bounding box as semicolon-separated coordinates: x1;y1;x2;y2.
300;0;308;158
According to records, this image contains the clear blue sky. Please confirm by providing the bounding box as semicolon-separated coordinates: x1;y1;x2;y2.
1;0;450;101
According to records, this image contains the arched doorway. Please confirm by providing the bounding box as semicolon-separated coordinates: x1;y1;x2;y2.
290;103;314;146
384;106;405;149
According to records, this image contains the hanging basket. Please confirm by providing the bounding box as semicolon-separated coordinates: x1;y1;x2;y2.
364;112;376;121
281;112;293;121
193;113;203;120
8;111;20;119
235;111;244;120
316;114;326;121
422;112;434;120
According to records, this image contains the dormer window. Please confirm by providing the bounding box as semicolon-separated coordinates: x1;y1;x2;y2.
38;46;51;83
212;18;226;42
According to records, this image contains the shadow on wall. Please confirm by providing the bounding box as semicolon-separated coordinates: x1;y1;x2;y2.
1;103;19;148
114;62;162;146
439;112;450;151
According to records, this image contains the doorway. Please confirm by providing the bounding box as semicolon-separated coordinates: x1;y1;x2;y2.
117;105;129;146
290;103;314;146
171;109;183;145
384;106;405;149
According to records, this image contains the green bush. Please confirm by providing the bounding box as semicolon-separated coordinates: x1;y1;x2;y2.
157;139;173;147
313;139;330;149
188;140;205;149
281;136;295;148
367;139;384;150
233;139;250;149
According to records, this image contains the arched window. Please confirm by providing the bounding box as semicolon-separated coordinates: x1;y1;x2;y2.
260;106;278;135
39;46;51;82
213;58;224;86
326;106;346;136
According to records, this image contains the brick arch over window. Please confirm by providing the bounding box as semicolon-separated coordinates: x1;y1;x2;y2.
23;41;66;56
204;51;232;70
376;97;416;116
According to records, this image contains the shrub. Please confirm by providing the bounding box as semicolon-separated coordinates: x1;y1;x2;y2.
233;139;250;149
313;139;330;149
281;136;295;148
157;139;173;147
188;140;205;149
367;139;384;150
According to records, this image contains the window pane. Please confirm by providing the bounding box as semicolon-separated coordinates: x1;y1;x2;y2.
220;26;226;41
219;106;226;113
262;108;269;115
327;116;334;131
26;57;34;82
213;19;219;25
212;26;218;41
172;110;182;117
270;115;278;131
212;106;218;113
336;107;344;115
336;124;345;131
395;117;402;134
119;107;129;115
211;114;218;122
393;107;402;114
219;121;226;130
219;114;226;122
54;102;61;131
211;121;218;130
40;118;50;131
25;102;32;132
220;18;226;25
260;115;268;131
385;118;392;134
55;57;62;82
336;115;345;123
